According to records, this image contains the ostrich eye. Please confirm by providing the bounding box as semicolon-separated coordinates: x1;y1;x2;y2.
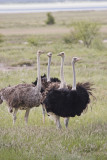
73;57;78;62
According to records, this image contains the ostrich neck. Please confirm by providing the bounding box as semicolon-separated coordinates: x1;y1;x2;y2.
60;56;65;88
72;62;76;90
47;56;51;82
37;54;41;92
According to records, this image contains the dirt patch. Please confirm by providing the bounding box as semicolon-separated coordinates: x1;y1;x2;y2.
0;64;35;71
0;26;70;36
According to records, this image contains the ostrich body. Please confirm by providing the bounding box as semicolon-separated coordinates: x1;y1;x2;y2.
1;50;44;124
43;57;93;129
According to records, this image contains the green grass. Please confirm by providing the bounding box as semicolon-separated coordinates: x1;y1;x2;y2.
0;11;107;160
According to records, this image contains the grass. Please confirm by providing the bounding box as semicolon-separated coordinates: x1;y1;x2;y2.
0;10;107;160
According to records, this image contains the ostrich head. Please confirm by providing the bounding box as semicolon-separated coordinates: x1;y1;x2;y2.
72;57;81;64
37;50;44;56
47;52;52;57
57;52;65;57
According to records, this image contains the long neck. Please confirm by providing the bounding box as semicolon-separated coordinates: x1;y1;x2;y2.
47;56;51;82
72;62;76;90
60;56;65;88
37;54;41;92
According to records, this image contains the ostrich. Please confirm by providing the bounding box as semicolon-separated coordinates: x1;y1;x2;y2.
41;52;66;123
43;52;70;128
43;57;93;129
1;50;44;125
41;52;53;123
32;52;61;123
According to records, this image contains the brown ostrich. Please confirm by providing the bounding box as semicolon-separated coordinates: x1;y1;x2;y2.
1;50;44;125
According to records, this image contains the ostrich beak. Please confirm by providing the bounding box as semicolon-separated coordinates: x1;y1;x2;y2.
76;58;81;61
37;50;45;55
57;52;65;56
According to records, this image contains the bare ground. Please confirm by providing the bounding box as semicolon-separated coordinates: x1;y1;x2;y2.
0;26;70;35
0;63;35;71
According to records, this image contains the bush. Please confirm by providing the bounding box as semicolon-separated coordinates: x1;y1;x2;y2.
64;21;100;48
27;36;38;46
64;32;77;44
46;12;55;25
75;21;100;48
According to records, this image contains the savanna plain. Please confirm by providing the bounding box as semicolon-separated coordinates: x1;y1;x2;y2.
0;11;107;160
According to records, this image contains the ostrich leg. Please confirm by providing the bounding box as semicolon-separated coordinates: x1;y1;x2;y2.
42;105;45;123
64;117;69;128
55;116;62;129
13;108;18;125
24;108;30;125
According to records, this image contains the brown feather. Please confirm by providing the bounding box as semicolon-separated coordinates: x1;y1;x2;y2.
1;83;42;112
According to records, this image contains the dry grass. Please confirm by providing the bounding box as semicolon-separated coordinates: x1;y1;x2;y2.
0;10;107;37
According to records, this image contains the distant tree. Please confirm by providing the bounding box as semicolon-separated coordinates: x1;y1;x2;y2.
46;12;55;25
64;21;100;48
74;21;100;48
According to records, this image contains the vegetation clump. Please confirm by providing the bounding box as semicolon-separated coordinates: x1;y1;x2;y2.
46;12;55;25
28;36;38;46
64;21;101;48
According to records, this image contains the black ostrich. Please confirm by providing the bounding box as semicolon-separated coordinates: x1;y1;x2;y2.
42;52;71;127
32;52;60;123
42;52;71;125
43;57;93;129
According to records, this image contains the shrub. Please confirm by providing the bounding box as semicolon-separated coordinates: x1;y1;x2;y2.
63;32;77;44
46;12;55;25
74;21;100;48
27;36;38;46
64;21;100;48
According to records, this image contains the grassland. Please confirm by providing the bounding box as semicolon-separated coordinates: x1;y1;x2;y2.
0;10;107;160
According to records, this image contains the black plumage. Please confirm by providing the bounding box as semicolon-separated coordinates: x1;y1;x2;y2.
32;74;60;85
50;77;60;83
32;74;47;86
32;74;60;93
43;82;93;117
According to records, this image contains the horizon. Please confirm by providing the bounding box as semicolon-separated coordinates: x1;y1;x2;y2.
0;0;107;3
0;1;107;13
